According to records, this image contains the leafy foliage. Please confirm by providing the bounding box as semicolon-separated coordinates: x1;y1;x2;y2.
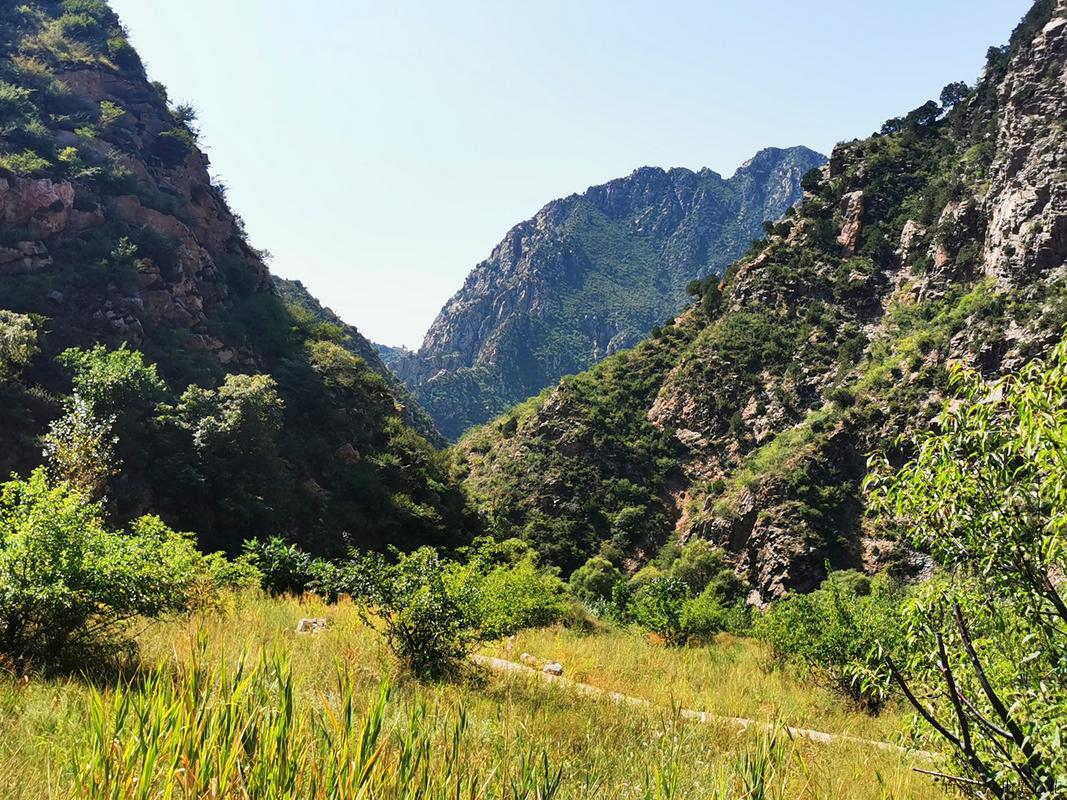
755;571;904;712
867;334;1067;796
350;539;565;680
0;310;37;380
0;468;209;671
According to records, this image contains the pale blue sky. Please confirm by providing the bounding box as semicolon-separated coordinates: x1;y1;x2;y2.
109;0;1030;348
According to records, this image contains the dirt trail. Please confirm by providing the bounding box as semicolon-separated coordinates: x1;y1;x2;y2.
472;654;935;759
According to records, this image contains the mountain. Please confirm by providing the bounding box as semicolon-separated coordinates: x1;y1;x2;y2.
373;341;414;369
453;0;1067;596
0;0;472;554
395;146;827;440
273;278;442;445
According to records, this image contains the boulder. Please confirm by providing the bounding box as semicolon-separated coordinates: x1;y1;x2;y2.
295;617;327;634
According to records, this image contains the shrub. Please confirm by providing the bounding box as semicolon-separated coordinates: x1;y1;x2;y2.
0;469;204;672
631;576;690;646
679;587;726;643
754;572;903;712
353;541;565;680
457;538;567;638
0;310;37;380
569;555;623;603
0;149;51;175
866;334;1067;795
42;393;118;498
241;536;314;595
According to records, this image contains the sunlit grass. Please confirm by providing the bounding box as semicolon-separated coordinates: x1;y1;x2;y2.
0;593;949;799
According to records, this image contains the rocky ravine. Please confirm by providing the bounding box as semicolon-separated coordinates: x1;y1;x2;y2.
394;146;826;440
455;0;1067;598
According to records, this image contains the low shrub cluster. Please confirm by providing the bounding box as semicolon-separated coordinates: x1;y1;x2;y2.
570;538;751;645
0;468;257;674
754;570;904;712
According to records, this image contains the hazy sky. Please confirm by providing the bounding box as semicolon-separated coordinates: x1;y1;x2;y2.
108;0;1030;349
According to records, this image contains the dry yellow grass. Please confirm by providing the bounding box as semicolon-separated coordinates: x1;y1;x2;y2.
0;593;951;799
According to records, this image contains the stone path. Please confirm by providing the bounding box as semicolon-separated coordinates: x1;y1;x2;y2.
472;654;935;759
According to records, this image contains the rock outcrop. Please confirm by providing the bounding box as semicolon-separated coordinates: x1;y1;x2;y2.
456;1;1067;598
396;146;826;440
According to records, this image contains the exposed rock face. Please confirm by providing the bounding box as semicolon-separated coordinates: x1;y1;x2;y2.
456;1;1067;599
983;5;1067;283
0;66;270;367
396;146;827;440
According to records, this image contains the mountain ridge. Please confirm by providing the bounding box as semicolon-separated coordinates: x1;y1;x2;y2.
394;145;827;440
453;0;1067;594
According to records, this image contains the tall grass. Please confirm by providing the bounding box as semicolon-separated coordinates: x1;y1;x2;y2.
0;593;947;799
75;643;569;799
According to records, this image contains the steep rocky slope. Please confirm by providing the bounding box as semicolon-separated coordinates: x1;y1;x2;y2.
396;146;826;440
0;1;472;553
455;0;1067;596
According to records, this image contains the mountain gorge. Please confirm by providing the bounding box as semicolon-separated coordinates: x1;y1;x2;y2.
0;0;470;554
394;146;826;440
454;0;1067;598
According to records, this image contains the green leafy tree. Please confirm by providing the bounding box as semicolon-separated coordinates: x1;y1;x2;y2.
569;555;623;604
632;576;690;646
669;539;745;603
164;374;287;538
0;469;204;671
0;310;37;380
55;344;167;502
352;541;565;680
755;572;903;712
42;393;118;498
241;536;314;596
57;344;166;417
867;335;1067;797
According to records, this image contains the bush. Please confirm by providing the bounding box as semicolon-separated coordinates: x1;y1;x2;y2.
669;539;745;603
353;541;565;680
679;587;726;643
631;576;690;646
866;335;1067;794
0;310;37;380
0;469;205;672
569;555;623;603
754;572;903;712
242;536;313;595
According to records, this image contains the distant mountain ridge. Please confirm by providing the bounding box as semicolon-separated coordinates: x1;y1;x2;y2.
453;0;1067;594
393;146;827;440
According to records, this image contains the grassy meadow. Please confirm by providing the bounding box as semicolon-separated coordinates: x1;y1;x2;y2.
0;592;949;799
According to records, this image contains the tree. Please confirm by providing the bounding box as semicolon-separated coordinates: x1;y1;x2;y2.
164;374;287;537
42;393;118;498
0;469;204;671
0;310;36;380
55;344;167;501
632;576;690;646
670;538;743;600
351;542;564;681
867;333;1067;797
569;555;623;603
939;81;971;111
57;344;166;417
754;572;903;712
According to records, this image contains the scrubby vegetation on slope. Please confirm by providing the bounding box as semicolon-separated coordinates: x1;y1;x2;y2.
0;0;473;555
454;0;1067;602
